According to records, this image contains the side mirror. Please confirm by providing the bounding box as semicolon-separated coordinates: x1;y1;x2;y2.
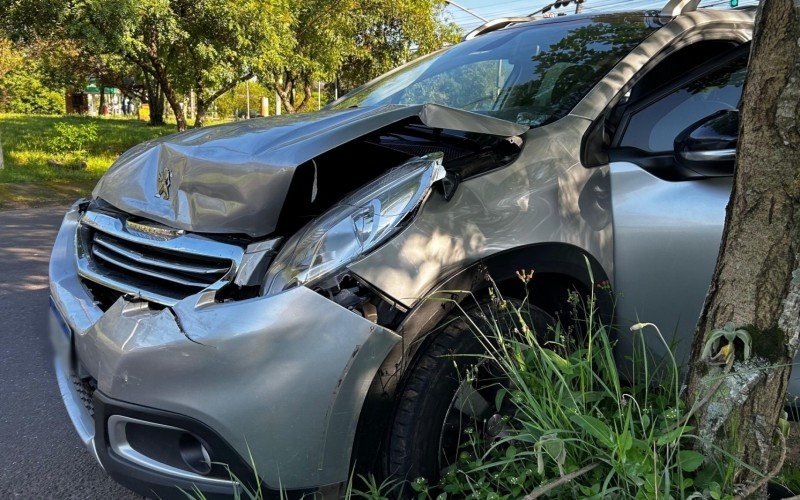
674;109;738;177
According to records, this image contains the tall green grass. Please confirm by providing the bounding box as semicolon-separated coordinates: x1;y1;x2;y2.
419;272;740;499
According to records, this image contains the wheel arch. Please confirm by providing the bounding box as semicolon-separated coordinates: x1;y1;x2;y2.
351;242;613;475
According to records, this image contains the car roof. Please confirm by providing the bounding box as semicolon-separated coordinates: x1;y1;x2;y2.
467;6;756;40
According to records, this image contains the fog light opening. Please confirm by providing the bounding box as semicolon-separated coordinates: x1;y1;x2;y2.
179;433;212;475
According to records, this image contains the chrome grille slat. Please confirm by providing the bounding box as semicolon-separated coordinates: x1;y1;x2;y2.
91;247;212;289
77;261;184;306
76;210;245;307
93;234;229;275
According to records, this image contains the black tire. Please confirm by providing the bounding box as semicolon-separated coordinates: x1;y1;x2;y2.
385;301;552;485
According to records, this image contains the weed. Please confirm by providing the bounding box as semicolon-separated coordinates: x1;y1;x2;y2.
421;271;741;499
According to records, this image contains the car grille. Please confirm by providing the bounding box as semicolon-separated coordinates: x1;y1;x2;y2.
77;210;244;307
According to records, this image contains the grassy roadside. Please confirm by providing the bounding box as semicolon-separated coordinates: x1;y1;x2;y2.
0;114;176;208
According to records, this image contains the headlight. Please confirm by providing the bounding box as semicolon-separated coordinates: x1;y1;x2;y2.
262;153;445;296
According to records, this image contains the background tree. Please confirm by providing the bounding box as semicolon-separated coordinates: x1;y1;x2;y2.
0;37;23;83
683;0;800;494
0;38;64;114
338;0;461;91
169;0;292;126
72;0;291;130
266;0;459;113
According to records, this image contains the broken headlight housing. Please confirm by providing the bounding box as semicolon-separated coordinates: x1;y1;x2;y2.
262;153;445;297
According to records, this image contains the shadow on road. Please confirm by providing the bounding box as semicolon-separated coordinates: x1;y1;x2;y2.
0;205;141;499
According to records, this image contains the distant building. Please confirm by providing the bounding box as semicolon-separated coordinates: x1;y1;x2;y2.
66;83;124;116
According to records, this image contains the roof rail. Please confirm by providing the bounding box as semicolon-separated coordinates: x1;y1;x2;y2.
463;17;535;41
660;0;701;16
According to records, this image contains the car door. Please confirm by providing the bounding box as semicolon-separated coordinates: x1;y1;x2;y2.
609;47;748;370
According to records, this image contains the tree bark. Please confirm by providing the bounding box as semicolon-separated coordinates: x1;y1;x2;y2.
194;100;208;128
275;78;296;114
294;83;314;113
144;74;165;126
683;0;800;493
98;86;106;116
276;79;314;114
160;79;187;132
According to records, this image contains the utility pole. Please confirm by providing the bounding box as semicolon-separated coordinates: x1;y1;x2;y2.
245;80;251;119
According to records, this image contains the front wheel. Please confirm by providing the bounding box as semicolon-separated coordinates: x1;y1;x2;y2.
384;301;552;484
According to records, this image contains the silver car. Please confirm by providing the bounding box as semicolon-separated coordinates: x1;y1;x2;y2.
49;1;765;497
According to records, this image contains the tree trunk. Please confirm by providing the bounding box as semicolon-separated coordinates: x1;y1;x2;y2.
275;80;296;114
192;76;250;128
99;86;106;116
145;77;165;126
683;0;800;493
162;83;187;132
194;98;207;128
294;84;314;113
144;31;186;131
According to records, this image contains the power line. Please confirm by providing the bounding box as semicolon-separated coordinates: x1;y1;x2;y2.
447;0;760;32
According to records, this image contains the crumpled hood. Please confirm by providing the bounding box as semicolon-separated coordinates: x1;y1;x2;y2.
93;104;528;237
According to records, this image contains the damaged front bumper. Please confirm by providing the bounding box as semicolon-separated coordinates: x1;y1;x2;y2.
49;203;401;496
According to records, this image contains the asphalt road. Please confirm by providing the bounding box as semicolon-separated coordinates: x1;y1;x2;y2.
0;205;140;499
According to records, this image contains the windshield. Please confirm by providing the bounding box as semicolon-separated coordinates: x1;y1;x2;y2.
331;14;657;127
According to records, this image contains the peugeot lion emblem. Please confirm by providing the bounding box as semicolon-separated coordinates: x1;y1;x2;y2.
157;168;172;200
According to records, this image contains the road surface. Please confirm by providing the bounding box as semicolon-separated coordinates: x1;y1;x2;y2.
0;205;140;499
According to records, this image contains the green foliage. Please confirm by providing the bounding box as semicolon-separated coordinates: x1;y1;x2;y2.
419;280;741;499
0;39;64;115
0;70;64;115
777;463;800;495
338;0;461;90
4;0;458;123
0;114;174;204
266;0;460;112
50;121;98;155
214;81;275;119
701;323;753;362
180;272;765;500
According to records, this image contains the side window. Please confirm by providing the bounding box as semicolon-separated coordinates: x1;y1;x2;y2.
618;55;747;153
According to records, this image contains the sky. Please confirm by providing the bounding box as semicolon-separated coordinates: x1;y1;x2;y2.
443;0;760;32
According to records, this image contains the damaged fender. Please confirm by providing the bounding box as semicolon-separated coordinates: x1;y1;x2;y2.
74;287;400;489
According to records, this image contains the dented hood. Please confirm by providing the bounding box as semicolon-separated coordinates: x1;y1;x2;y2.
93;104;528;237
